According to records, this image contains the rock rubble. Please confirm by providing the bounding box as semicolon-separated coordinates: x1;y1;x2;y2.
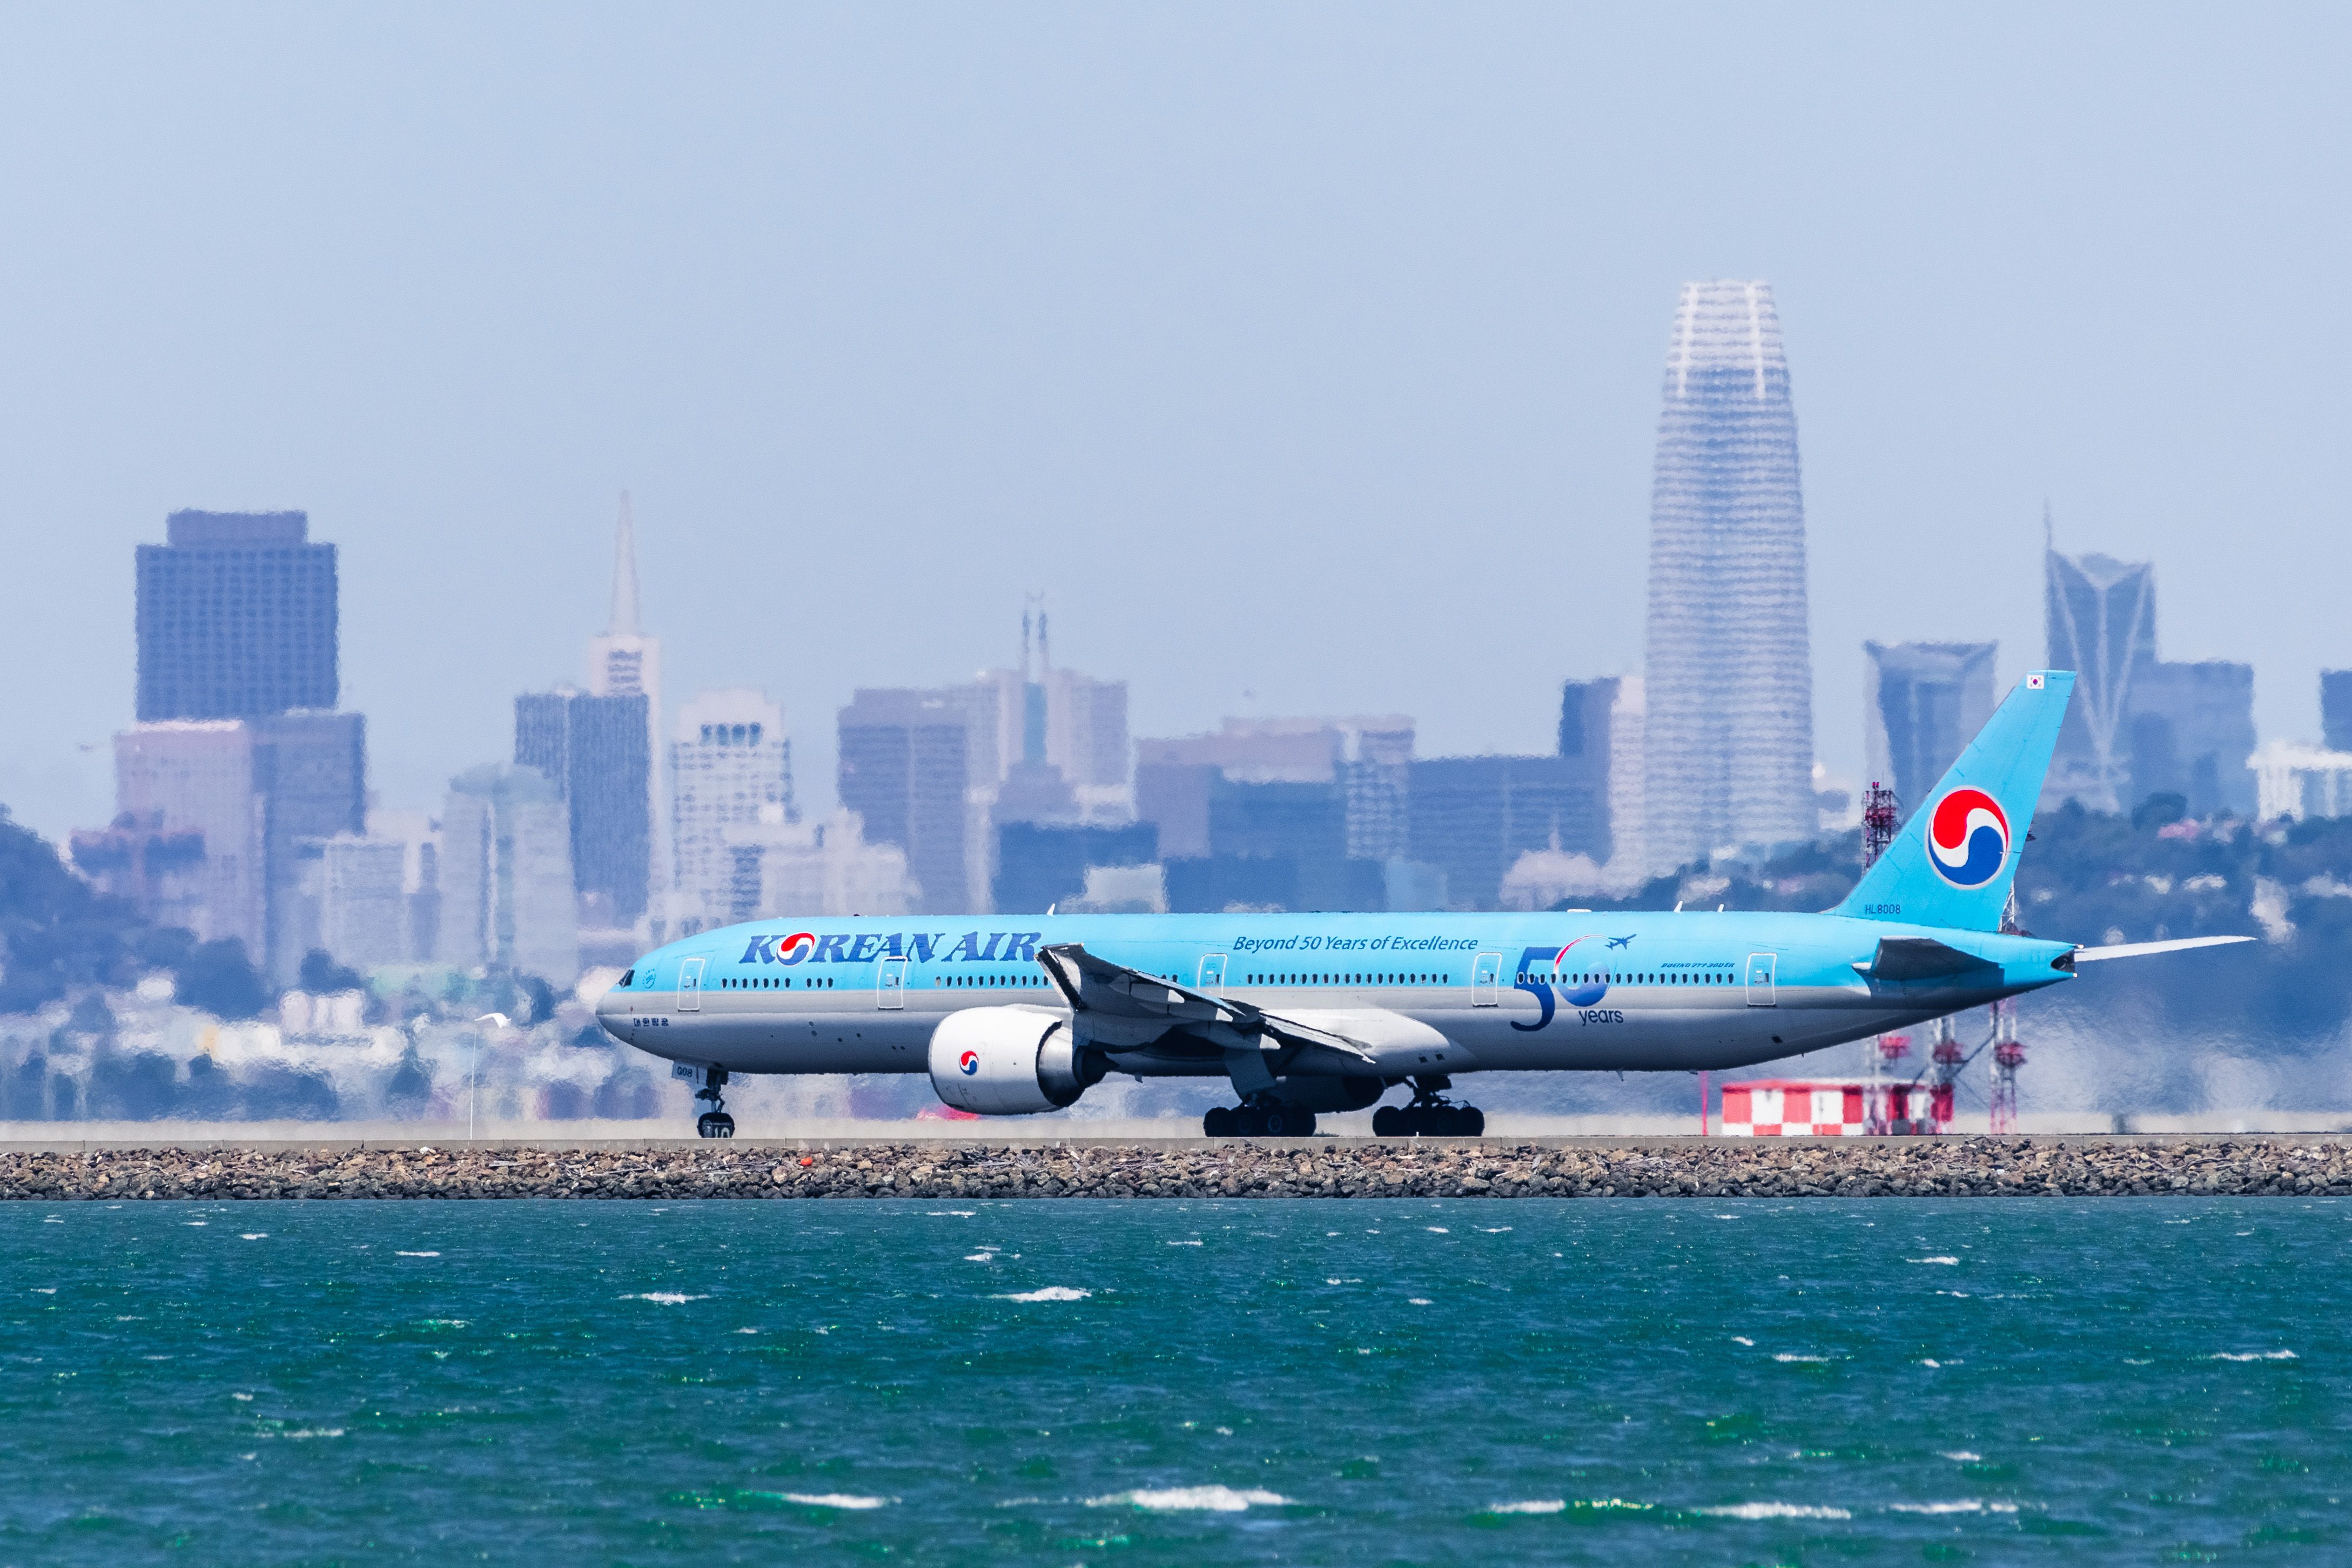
0;1138;2348;1200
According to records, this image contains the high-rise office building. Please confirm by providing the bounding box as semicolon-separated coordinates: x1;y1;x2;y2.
1863;642;1998;817
2322;670;2352;754
317;836;409;972
671;689;794;932
724;809;919;920
116;508;371;977
111;722;267;961
2044;548;2157;813
837;689;975;914
967;608;1131;804
2128;660;2257;818
1409;755;1603;911
1642;281;1817;871
436;764;579;981
584;494;669;922
514;688;653;925
1555;676;1629;866
136;510;338;722
995;822;1159;916
2042;542;2255;817
1134;717;1415;860
257;709;367;982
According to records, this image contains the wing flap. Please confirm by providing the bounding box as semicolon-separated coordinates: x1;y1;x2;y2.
1037;943;1379;1068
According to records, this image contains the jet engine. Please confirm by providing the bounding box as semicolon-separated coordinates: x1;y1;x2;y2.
928;1007;1107;1115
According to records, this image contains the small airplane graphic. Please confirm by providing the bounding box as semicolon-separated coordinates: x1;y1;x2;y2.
1604;935;1635;950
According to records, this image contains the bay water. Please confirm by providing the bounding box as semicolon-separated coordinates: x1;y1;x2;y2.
0;1197;2341;1563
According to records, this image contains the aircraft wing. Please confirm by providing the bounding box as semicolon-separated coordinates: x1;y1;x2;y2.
2068;934;2256;963
1036;942;1379;1072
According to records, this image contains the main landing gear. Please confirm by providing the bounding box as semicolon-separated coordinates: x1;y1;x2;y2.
1202;1093;1318;1139
694;1069;734;1139
1372;1077;1484;1138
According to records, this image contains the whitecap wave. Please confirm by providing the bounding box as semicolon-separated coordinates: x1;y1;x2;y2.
1890;1500;2018;1514
1908;1257;1959;1265
994;1287;1091;1302
785;1493;888;1509
240;1234;267;1241
394;1250;440;1258
1482;1500;1565;1515
632;1293;709;1305
1772;1354;1834;1363
1696;1502;1851;1519
2208;1349;2297;1361
1938;1451;1981;1462
1087;1486;1287;1512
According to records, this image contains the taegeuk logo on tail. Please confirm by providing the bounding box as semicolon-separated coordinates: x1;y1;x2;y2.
1925;787;2011;888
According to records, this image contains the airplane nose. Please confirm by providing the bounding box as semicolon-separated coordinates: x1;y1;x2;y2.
596;977;634;1042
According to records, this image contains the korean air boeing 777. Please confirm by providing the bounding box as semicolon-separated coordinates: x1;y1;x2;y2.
597;671;2250;1138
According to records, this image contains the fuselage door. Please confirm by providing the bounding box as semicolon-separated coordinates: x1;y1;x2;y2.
1745;952;1778;1007
677;957;704;1012
877;957;908;1010
1472;952;1502;1007
1197;953;1227;994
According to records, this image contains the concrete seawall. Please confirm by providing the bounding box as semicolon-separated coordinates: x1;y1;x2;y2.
3;1136;2349;1199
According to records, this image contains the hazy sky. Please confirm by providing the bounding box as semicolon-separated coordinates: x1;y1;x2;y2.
3;4;2347;844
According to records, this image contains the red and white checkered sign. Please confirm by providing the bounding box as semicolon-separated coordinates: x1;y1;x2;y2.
1720;1080;1867;1136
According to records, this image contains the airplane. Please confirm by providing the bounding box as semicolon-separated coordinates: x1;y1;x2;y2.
597;670;2251;1139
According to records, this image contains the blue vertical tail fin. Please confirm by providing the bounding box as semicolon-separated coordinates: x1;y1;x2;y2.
1834;671;2075;931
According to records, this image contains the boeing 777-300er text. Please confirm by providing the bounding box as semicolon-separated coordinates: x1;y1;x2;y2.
598;670;2250;1138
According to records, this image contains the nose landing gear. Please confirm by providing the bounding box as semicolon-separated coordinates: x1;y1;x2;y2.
693;1069;734;1139
1202;1093;1317;1139
1371;1076;1484;1138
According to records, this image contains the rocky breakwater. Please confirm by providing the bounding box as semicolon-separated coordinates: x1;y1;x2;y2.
1;1138;2350;1200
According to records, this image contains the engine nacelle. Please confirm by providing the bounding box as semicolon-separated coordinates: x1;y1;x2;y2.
928;1007;1106;1115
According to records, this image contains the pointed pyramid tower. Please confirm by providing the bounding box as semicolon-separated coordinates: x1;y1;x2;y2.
586;491;671;929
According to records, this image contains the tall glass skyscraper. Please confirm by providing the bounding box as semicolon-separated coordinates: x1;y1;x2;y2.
1641;281;1817;870
136;510;337;721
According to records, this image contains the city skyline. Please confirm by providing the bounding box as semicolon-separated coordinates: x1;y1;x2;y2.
3;6;2348;847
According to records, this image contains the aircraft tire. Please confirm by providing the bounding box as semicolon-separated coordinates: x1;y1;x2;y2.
1203;1106;1238;1138
1372;1106;1403;1137
1457;1107;1485;1137
1235;1104;1268;1137
696;1111;735;1139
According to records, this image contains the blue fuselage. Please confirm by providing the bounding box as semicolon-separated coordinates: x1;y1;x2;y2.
600;910;2075;1081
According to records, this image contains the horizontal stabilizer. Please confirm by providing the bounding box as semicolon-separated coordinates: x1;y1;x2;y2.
2069;935;2256;964
1853;936;1998;982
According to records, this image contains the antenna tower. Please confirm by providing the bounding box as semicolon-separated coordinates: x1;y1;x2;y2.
1861;780;1900;869
1987;997;2024;1134
1860;778;1903;1096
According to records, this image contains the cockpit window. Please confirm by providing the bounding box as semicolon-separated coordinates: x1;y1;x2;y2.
619;969;635;987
